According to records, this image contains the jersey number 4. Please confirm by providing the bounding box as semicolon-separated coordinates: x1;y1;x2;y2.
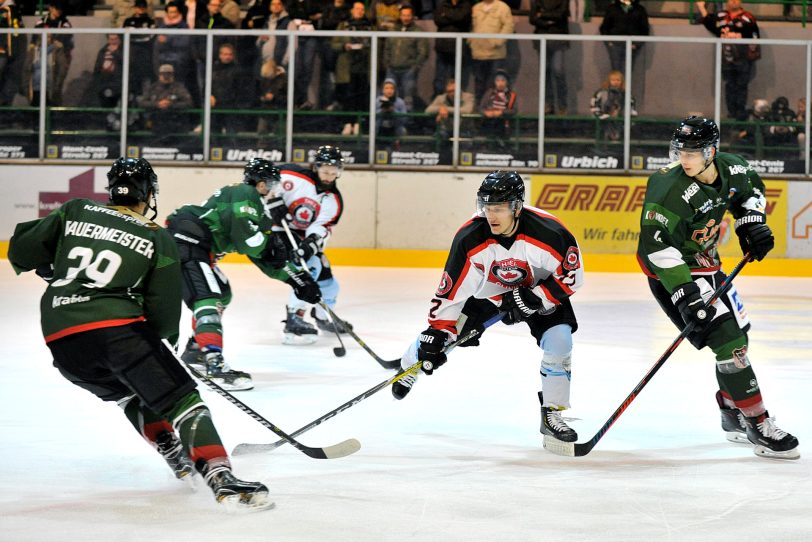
51;246;123;288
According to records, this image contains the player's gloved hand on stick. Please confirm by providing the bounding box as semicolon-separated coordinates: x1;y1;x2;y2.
285;268;321;304
417;327;448;375
500;287;543;325
265;197;291;225
735;213;774;262
35;264;54;282
260;234;290;268
671;281;716;331
296;234;321;262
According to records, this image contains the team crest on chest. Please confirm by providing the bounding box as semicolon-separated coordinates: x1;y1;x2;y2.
290;197;320;229
488;258;531;288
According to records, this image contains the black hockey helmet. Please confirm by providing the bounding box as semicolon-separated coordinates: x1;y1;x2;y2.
670;116;719;162
107;157;158;210
477;170;525;215
313;145;344;185
243;158;281;188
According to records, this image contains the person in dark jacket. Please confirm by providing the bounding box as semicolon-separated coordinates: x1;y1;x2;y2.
530;0;569;115
432;0;471;98
598;0;649;75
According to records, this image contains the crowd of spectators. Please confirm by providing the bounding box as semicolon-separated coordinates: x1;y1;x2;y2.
0;0;808;155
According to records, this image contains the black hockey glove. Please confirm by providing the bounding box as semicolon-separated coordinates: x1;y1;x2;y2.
417;327;448;375
500;287;543;325
671;281;716;332
35;264;54;283
296;234;321;262
265;197;291;225
735;212;774;262
259;234;290;268
285;268;322;304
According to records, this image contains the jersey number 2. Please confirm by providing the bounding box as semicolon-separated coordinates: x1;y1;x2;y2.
51;247;123;288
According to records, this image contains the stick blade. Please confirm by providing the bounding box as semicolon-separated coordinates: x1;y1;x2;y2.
542;435;576;457
232;442;276;456
320;438;362;459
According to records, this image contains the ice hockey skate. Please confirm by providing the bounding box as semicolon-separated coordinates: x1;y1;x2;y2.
155;430;195;480
715;391;748;443
743;412;800;460
539;392;577;443
311;308;354;334
182;347;253;391
180;336;202;366
282;306;318;345
204;467;274;513
391;371;418;400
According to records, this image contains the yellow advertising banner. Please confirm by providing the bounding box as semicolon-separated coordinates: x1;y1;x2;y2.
529;175;788;256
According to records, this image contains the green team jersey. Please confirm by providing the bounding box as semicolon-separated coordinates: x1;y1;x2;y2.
637;152;768;292
169;183;274;258
8;198;182;344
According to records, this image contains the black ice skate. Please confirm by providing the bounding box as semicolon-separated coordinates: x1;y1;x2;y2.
715;391;748;444
539;392;577;443
202;350;254;392
311;308;354;334
391;370;418;400
204;467;274;512
283;306;318;345
743;412;800;460
180;336;203;369
155;430;195;480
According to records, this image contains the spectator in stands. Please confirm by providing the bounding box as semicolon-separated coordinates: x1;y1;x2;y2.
286;0;322;110
238;0;269;80
193;0;234;109
735;97;769;146
318;0;350;109
375;77;407;143
426;77;474;164
598;0;649;75
257;0;291;68
765;96;799;147
590;69;636;141
256;57;287;133
530;0;569;116
35;1;73;68
22;34;68;105
369;0;402;31
138;63;194;137
469;0;513;103
220;0;242;27
383;4;429;111
696;0;760;121
156;1;197;104
796;98;806;159
332;1;372;133
92;33;124;109
478;68;516;145
432;0;472;98
0;0;26;107
210;42;243;133
122;0;155;98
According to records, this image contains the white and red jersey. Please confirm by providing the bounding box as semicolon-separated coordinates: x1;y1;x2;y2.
277;163;344;241
428;205;584;337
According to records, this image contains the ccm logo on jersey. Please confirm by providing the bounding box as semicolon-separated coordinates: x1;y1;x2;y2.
489;259;530;288
562;246;581;271
435;271;453;297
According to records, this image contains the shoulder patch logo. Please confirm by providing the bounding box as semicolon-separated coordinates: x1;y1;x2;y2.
728;164;748;176
436;271;453;297
563;246;581;271
682;182;700;204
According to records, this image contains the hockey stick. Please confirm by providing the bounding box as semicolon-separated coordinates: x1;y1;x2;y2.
319;303;401;370
171;343;361;459
279;220;347;357
232;312;505;455
543;254;751;458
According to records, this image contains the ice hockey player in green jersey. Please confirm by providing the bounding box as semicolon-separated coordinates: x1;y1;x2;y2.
8;157;273;510
637;116;798;459
167;158;321;391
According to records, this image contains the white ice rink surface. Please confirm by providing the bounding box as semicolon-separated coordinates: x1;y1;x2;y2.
1;263;811;541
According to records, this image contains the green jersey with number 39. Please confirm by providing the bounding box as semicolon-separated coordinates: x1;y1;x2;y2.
637;152;768;292
8;198;182;344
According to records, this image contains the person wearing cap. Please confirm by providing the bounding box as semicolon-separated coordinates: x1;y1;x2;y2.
375;77;407;143
35;1;74;65
479;68;517;144
138;63;193;138
112;0;154;28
